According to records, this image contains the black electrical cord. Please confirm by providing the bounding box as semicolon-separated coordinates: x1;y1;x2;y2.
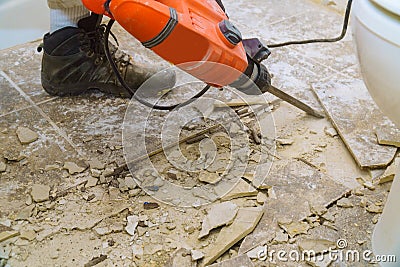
104;19;211;111
268;0;353;48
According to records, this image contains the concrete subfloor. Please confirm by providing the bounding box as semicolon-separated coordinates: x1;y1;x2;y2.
0;0;397;266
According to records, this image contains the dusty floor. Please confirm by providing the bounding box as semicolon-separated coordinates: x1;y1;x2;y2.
1;0;399;266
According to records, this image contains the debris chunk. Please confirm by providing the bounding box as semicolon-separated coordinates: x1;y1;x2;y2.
298;239;336;254
88;158;106;170
0;230;19;242
143;202;159;210
90;169;102;178
85;177;98;188
0;162;6;172
312;81;397;169
363;181;376;191
378;157;399;184
324;127;338;137
208;254;254;267
19;230;36;241
310;204;328;216
102;167;115;177
273;231;289;244
256;192;268;204
337;198;354;208
366;204;383;214
63;162;86;175
15;205;34;220
124;176;137;189
214;97;268;108
31;184;50;203
198;201;238;239
3;149;25;162
202;207;264;266
376;128;400;147
246;245;266;259
16;126;39;144
220;179;258;201
278;220;310;238
166;248;192;267
276;138;294;146
125;215;139;236
0;223;19;242
190;250;204;261
198;172;222;184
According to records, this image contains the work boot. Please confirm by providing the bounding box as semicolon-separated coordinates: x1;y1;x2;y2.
40;14;175;98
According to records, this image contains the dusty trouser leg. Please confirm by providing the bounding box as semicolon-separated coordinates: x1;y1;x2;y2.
40;0;176;98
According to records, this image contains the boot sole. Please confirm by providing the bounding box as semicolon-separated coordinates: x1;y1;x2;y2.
42;78;133;98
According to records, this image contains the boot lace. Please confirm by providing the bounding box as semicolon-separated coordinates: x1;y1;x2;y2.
79;24;130;68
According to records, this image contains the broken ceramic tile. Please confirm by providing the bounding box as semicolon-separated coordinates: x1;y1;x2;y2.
190;250;204;261
102;167;115;177
198;201;238;239
63;162;86;175
88;158;106;170
202;207;264;266
208;254;254;267
298;239;336;254
214;97;268;108
220;179;258;201
0;230;19;242
85;177;98;188
0;224;19;242
273;231;289;244
278;220;310;238
198;172;222;185
239;160;349;254
376;127;400;147
310;204;328;216
377;157;399;184
124;176;137;189
366;204;383;214
91;169;102;178
19;230;36;241
311;80;397;168
15;205;35;220
256;192;268;204
363;181;376;191
246;245;266;259
3;149;26;162
30;184;50;203
125;215;139;236
44;164;60;171
16;126;38;144
168;248;196;267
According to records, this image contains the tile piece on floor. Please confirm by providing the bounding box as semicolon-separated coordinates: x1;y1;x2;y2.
376;127;400;148
238;159;349;254
311;78;397;169
202;207;264;266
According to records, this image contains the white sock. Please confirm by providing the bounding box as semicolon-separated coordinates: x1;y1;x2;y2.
50;6;90;33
